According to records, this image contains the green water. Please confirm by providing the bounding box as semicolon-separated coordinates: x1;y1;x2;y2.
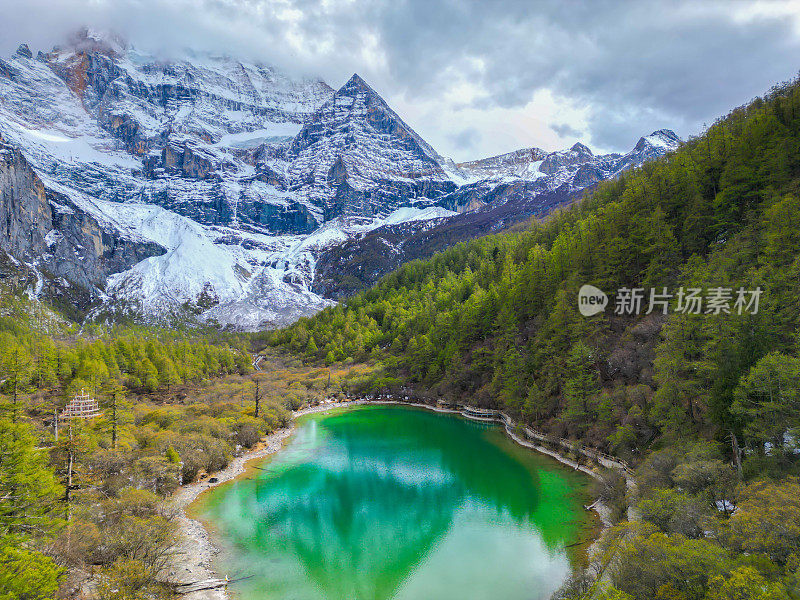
196;406;595;600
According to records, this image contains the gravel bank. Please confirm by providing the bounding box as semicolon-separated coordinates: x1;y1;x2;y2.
168;401;366;600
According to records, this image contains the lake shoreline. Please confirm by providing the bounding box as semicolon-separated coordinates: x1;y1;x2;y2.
168;401;370;600
170;399;614;599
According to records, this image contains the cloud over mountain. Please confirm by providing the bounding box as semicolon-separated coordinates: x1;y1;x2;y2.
2;0;799;158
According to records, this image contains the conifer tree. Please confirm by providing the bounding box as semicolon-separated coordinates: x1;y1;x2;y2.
0;419;62;538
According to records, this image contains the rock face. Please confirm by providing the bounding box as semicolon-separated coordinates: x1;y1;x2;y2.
454;130;681;207
282;74;459;222
0;136;164;309
0;28;334;235
0;29;681;328
314;131;684;297
458;147;549;180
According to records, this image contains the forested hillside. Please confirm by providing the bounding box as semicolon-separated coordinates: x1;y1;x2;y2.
269;78;800;598
272;76;800;461
0;292;375;598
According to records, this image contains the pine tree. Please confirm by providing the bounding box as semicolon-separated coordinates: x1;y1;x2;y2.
561;342;599;429
253;374;264;418
732;352;800;451
159;358;181;392
103;379;126;450
0;544;63;600
0;343;33;409
0;419;62;538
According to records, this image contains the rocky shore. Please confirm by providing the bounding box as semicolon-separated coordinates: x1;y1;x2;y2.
168;399;626;598
168;401;368;599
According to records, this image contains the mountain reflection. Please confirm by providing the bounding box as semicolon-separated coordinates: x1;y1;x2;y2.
201;407;584;600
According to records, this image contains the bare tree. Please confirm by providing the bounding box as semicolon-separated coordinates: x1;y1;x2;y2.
253;374;264;418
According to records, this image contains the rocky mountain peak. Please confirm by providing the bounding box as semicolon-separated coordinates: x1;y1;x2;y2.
290;71;441;164
63;27;127;56
539;141;594;174
633;128;681;152
284;72;455;224
341;72;372;93
651;128;680;141
457;146;548;180
15;44;32;59
570;142;593;156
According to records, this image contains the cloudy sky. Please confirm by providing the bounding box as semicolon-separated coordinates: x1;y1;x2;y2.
2;0;800;160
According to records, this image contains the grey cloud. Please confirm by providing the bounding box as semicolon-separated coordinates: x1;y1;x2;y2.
447;127;481;152
1;0;799;152
369;0;800;149
551;122;583;140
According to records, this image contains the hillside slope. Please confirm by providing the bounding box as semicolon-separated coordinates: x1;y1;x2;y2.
271;76;800;458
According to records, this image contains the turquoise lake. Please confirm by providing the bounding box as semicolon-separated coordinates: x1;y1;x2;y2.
195;405;595;600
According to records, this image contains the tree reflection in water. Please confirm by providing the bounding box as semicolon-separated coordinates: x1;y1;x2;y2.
200;406;589;600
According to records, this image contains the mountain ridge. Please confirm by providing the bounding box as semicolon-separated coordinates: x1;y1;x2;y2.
0;30;680;328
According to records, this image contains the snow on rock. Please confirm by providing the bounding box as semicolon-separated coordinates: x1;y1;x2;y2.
0;29;681;329
456;131;680;204
105;209;249;307
83;194;452;328
382;206;458;225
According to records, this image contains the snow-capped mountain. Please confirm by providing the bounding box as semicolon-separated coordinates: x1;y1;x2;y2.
0;30;680;329
452;130;681;206
282;74;461;223
458;147;549;180
313;131;683;298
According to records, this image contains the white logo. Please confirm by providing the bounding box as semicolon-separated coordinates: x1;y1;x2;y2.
578;284;608;316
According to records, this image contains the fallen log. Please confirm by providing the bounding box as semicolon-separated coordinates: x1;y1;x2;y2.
173;574;254;594
173;578;227;594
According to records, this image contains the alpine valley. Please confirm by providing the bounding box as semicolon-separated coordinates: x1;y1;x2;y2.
0;29;680;329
